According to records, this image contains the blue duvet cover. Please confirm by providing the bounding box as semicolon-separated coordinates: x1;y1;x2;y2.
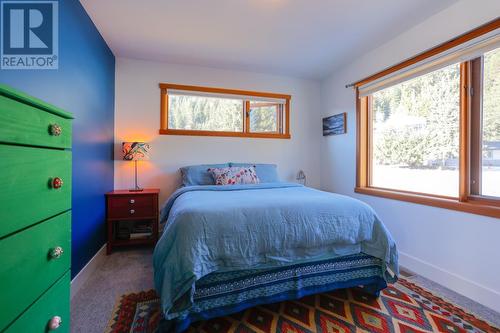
153;183;398;320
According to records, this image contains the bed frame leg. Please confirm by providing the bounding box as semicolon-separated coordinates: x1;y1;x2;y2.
157;318;174;333
360;279;387;297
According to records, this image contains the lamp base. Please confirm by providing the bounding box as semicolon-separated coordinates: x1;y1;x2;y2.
130;160;143;192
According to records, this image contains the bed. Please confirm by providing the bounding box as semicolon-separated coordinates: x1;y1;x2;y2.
153;176;398;332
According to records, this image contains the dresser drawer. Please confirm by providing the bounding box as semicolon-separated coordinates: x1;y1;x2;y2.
0;211;71;330
4;271;70;333
0;94;72;149
0;145;71;238
107;194;157;219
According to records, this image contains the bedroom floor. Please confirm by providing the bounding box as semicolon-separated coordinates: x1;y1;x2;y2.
70;249;500;333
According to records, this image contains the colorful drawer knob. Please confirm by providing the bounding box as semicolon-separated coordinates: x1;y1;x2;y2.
130;199;135;204
49;123;62;136
52;177;63;189
48;316;62;330
49;246;64;259
130;209;135;214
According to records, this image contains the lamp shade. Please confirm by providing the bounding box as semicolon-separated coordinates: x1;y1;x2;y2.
122;142;151;161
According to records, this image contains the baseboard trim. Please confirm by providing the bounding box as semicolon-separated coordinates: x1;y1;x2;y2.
70;244;107;300
399;251;500;313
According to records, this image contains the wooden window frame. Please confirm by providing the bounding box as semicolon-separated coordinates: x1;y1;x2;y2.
159;83;291;139
354;19;500;219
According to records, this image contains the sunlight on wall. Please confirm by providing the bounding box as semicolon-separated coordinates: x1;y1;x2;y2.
116;132;154;144
119;160;155;187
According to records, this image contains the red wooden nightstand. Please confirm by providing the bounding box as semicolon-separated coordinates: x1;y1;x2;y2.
105;189;160;254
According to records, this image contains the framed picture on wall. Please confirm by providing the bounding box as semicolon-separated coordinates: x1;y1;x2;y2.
323;112;346;136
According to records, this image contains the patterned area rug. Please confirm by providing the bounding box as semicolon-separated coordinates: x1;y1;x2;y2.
105;278;500;333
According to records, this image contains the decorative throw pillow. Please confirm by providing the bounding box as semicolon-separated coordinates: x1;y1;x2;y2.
208;166;260;185
229;163;280;183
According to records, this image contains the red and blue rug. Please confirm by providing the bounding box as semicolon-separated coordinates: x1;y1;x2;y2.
106;278;499;333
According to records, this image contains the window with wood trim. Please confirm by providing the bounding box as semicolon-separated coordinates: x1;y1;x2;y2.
159;84;291;139
470;47;500;199
354;19;500;218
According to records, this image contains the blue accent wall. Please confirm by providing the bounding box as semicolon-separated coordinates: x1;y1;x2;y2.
0;0;115;278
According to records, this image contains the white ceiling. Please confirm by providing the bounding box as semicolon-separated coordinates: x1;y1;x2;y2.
80;0;458;79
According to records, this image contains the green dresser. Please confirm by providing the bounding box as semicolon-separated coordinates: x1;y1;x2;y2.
0;85;73;332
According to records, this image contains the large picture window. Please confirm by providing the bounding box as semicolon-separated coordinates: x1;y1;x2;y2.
354;19;500;218
159;84;291;139
371;63;461;197
471;47;500;198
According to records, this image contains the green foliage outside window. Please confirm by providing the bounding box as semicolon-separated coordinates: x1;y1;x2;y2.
372;48;500;170
483;48;500;143
168;95;243;132
168;95;281;133
372;63;461;168
250;104;278;133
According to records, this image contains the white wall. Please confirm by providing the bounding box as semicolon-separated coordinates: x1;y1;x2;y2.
320;0;500;312
114;57;322;203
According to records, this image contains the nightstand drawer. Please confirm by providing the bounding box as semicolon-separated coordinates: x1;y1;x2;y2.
107;194;157;219
0;211;71;330
0;145;72;238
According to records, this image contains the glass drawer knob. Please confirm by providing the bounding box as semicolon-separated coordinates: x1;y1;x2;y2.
130;209;135;214
52;177;63;189
130;199;135;204
50;246;64;259
49;124;62;136
48;316;62;330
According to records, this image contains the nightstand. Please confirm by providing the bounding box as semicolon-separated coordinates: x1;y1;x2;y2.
105;189;160;254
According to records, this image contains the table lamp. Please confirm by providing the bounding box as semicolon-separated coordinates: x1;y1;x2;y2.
122;142;151;192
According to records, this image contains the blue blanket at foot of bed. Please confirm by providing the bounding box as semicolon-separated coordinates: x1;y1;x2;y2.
154;183;398;320
160;253;389;333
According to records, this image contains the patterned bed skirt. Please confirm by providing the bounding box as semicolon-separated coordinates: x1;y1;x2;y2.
162;253;389;332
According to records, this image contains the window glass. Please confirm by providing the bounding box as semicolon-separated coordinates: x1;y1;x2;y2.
168;94;243;132
249;103;279;133
371;63;460;197
481;48;500;197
